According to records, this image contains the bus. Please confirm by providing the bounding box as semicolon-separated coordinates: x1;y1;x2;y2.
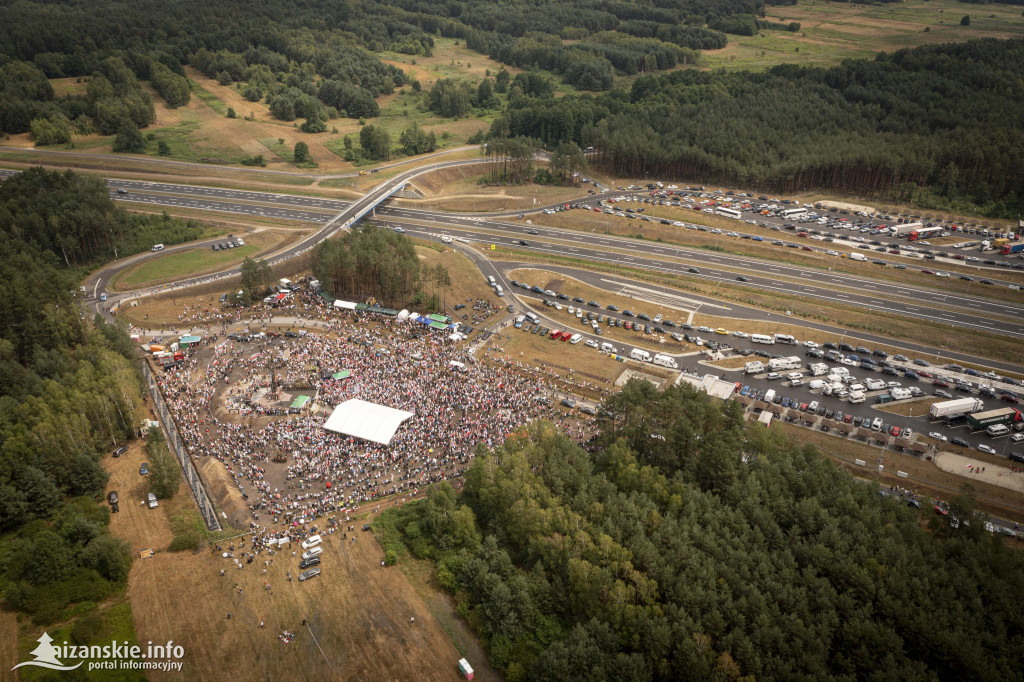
716;207;742;219
780;207;807;220
751;334;775;345
908;226;943;241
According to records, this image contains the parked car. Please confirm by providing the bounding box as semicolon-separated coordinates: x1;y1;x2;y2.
147;492;159;508
299;567;321;581
140;463;149;475
113;445;128;458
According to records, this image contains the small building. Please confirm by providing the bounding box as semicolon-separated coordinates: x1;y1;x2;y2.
179;335;202;349
331;370;351;381
458;659;474;680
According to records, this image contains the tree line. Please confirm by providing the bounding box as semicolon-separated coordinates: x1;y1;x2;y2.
0;167;210;274
377;379;1024;681
0;170;161;625
487;38;1024;219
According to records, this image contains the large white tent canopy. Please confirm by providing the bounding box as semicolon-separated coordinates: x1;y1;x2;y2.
322;399;414;445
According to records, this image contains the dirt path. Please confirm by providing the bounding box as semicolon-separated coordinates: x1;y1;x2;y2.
0;607;18;680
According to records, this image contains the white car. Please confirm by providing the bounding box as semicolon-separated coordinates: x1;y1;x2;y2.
928;432;948;442
441;235;453;243
147;493;159;509
732;331;749;338
568;306;575;314
803;341;819;348
977;444;997;454
841;358;858;366
585;339;599;348
1011;433;1024;443
653;314;663;323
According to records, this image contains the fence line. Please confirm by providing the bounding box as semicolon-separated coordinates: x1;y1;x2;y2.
142;363;222;531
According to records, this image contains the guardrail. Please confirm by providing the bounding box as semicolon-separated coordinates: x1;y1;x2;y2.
142;362;222;531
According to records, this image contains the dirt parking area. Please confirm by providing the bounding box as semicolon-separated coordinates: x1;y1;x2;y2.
106;440;175;552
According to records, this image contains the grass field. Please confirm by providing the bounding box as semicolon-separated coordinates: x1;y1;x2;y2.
79;432;472;681
702;0;1024;71
874;397;939;417
400;166;585;211
116;244;261;289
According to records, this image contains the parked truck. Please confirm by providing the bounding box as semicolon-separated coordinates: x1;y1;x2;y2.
744;361;765;374
1002;242;1024;255
847;390;865;404
929;397;984;419
807;362;829;376
965;407;1022;431
768;356;802;371
762;389;776;404
889;222;922;237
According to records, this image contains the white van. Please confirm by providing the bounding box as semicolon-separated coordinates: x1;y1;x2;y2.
987;424;1010;437
151;244;165;252
495;285;504;297
525;312;539;325
849;252;867;262
569;333;583;344
653;353;678;369
301;546;323;561
301;535;322;550
514;315;526;328
600;342;617;354
487;275;496;286
751;334;775;345
744;361;764;374
630;348;652;362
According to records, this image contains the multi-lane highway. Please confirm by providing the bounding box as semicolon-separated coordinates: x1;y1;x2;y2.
5;164;1022;343
78;177;1024;340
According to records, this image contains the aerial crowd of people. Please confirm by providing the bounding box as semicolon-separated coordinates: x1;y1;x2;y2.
152;287;595;532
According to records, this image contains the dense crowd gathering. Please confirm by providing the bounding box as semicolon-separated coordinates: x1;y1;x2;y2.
153;292;592;530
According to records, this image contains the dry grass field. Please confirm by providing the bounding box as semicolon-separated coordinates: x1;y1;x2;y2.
400;166;586;212
93;431;488;681
702;0;1024;71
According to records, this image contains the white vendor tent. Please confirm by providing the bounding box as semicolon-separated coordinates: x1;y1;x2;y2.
333;299;357;310
322;399;415;445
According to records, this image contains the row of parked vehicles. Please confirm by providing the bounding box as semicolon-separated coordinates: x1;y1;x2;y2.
211;236;245;251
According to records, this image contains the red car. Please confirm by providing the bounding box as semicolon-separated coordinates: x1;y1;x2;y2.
560;331;573;341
